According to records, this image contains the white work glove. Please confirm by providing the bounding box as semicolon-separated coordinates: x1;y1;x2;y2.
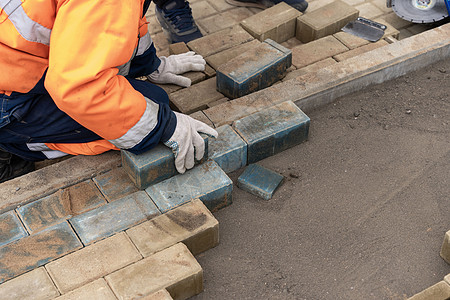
164;112;218;174
147;52;206;87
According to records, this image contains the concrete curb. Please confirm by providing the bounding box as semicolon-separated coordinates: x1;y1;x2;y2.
201;22;450;127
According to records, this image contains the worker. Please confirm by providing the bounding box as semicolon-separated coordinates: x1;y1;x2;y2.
0;0;217;183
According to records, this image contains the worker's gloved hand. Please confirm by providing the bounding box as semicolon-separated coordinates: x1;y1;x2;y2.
164;112;218;174
147;52;206;87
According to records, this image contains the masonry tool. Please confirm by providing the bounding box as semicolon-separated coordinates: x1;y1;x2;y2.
341;17;387;42
387;0;449;23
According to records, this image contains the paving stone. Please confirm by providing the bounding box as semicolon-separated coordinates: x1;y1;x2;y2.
206;39;260;70
140;289;173;300
207;0;234;12
122;135;209;190
190;0;217;20
0;211;27;247
406;23;431;35
445;274;450;285
170;77;224;114
187;25;254;57
217;39;292;99
46;232;142;293
198;7;254;34
241;2;301;43
93;167;139;202
296;0;359;43
145;160;232;213
398;28;414;40
209;125;247;173
0;151;120;214
183;71;206;85
233;101;310;164
0;222;82;283
374;18;400;39
0;267;59;300
281;37;303;49
355;2;383;19
69;196;148;245
126;191;161;219
105;243;203;300
147;15;163;35
189;111;215;128
333;31;370;50
407;281;450;300
121;145;177;190
127;199;218;257
17;180;106;233
207;97;229;108
440;230;450;264
169;42;189;55
237;164;284;200
333;40;389;62
204;64;216;78
381;12;412;30
307;0;335;12
54;279;116;300
291;35;349;68
157;82;183;95
152;31;170;52
282;58;337;82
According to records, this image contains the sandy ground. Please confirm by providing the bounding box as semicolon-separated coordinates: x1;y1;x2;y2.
193;58;450;300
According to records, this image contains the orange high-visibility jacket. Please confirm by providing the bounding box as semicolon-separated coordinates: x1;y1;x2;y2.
0;0;174;156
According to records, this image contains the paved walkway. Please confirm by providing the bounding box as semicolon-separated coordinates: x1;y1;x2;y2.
0;0;449;299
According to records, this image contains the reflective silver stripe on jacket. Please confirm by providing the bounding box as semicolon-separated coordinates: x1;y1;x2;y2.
117;33;153;76
1;0;51;45
108;98;159;149
136;32;152;56
26;143;69;159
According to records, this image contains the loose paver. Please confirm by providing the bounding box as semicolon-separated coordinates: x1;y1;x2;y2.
170;77;224;114
17;180;106;233
233;100;310;164
145;160;233;213
0;222;82;283
205;39;261;70
122;136;208;190
105;243;203;300
93;167;139;202
127;199;219;257
291;35;349;68
209;124;247;173
140;289;173;300
407;281;450;300
69;196;149;245
216;39;292;99
187;25;254;57
237;164;284;200
440;230;450;264
296;0;359;43
0;267;59;300
0;211;27;247
46;232;142;293
189;111;215;128
240;2;301;43
54;278;117;300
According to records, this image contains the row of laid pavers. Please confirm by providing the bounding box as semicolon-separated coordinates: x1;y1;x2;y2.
0;100;310;286
0;199;217;299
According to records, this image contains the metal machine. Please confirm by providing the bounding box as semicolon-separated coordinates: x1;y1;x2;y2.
387;0;450;23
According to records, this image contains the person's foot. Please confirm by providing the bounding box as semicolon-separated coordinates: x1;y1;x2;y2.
155;0;203;44
226;0;308;12
0;150;35;183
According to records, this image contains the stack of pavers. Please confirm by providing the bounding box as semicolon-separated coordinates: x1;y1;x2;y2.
0;1;411;298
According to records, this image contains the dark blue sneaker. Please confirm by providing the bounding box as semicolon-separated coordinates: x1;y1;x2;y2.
226;0;308;13
155;1;203;44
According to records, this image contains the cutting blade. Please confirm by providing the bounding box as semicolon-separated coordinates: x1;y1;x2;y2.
392;0;448;23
